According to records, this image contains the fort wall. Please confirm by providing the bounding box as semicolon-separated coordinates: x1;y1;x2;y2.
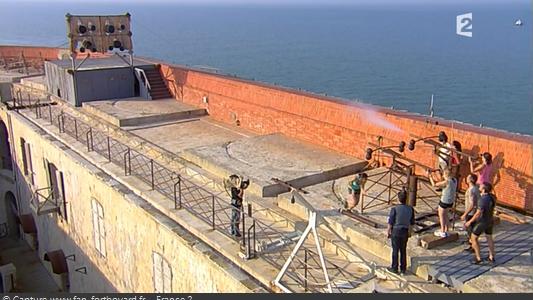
0;106;260;292
1;45;530;212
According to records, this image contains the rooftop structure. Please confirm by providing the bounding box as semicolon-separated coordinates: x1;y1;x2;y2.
0;42;531;293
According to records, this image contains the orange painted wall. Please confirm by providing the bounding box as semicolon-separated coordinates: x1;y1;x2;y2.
0;45;108;63
0;45;62;60
158;63;533;213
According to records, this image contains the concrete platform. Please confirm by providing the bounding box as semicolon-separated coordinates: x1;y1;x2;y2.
20;75;47;91
82;98;207;127
130;118;253;153
180;133;368;197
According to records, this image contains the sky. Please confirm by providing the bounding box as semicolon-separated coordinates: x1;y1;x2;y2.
0;0;525;4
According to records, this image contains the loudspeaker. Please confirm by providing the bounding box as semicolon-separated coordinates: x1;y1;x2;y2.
66;13;133;54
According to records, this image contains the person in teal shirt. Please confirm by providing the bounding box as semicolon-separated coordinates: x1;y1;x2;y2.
341;173;368;212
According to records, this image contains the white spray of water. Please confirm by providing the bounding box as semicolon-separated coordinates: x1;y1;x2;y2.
360;107;403;133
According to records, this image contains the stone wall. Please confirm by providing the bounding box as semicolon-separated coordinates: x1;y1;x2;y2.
0;106;260;292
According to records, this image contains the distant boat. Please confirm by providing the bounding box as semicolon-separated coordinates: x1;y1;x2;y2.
515;19;523;26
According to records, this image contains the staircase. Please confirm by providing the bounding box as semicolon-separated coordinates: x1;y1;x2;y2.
144;67;173;100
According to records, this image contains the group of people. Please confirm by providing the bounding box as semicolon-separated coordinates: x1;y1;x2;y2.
428;134;496;264
384;134;497;274
227;133;498;275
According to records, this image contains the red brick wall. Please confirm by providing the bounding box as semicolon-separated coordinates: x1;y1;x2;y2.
159;63;533;213
0;45;108;64
0;45;63;60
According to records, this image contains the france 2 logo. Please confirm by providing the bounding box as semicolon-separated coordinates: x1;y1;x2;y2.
456;13;473;37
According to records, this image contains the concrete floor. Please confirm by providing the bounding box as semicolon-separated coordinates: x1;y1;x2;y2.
0;238;60;292
83;98;207;127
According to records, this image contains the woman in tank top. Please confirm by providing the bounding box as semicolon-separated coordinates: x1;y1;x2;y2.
469;152;493;185
428;169;457;238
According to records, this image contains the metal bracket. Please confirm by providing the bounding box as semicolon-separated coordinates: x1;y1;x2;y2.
65;254;76;261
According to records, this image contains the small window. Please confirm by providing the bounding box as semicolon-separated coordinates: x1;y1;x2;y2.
46;161;67;222
91;199;106;257
57;88;61;98
20;138;35;186
153;252;172;293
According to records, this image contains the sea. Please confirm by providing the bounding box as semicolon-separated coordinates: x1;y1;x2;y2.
0;0;531;135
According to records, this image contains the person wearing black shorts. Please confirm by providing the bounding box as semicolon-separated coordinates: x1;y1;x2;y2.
465;182;496;264
428;169;457;238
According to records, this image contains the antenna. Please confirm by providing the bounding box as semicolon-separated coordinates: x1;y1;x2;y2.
429;94;434;117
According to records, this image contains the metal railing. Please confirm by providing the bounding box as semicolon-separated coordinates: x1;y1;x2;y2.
34;101;291;260
135;68;151;91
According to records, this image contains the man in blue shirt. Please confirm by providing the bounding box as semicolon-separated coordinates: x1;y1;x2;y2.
387;189;415;274
464;182;496;264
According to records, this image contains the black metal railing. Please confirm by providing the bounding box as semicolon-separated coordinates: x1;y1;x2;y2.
32;101;294;260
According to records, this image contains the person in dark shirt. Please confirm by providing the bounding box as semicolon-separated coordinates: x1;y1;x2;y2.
387;189;415;274
464;182;496;264
230;178;249;237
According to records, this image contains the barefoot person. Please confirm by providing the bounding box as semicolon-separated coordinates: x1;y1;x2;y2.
461;174;481;251
469;152;493;185
428;169;457;238
465;182;496;264
342;173;368;212
387;190;415;275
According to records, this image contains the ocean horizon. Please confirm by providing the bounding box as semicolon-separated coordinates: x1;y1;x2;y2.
0;0;531;135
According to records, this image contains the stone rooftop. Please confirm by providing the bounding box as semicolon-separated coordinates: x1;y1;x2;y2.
5;73;533;293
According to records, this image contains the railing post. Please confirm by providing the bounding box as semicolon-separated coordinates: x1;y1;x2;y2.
245;204;256;260
211;195;215;230
90;128;94;151
57;114;63;133
86;128;93;152
48;105;52;124
247;203;252;217
150;159;155;190
123;148;131;176
241;209;246;248
74;119;78;140
304;248;308;292
173;175;182;209
106;137;111;161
